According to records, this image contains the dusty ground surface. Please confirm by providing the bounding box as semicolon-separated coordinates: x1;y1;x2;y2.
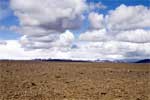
0;61;150;100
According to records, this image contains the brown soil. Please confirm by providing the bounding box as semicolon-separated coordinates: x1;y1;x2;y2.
0;61;150;100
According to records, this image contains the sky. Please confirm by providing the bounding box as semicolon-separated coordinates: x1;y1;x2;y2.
0;0;150;60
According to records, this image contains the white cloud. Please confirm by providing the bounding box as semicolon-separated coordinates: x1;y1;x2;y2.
11;0;87;30
20;30;74;50
105;4;150;31
78;7;150;60
0;41;7;45
0;40;33;59
88;12;104;29
79;29;109;41
88;2;107;10
80;4;150;44
4;1;150;60
56;30;75;47
79;28;150;43
70;41;150;60
10;0;87;50
0;40;150;60
0;40;71;60
116;29;150;43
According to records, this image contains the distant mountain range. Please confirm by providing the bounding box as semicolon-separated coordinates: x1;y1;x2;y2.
34;58;90;62
1;58;149;63
135;59;150;63
34;58;150;63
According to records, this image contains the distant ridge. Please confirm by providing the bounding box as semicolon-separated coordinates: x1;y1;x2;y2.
1;58;150;63
135;59;150;63
34;58;90;62
34;58;150;63
34;58;125;63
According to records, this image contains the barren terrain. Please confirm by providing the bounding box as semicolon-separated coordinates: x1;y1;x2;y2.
0;61;150;100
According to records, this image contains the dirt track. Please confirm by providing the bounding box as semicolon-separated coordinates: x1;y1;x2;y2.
0;61;150;100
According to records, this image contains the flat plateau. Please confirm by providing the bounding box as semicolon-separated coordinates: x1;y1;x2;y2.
0;61;149;100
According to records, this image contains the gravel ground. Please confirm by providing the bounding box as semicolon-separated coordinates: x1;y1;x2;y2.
0;61;150;100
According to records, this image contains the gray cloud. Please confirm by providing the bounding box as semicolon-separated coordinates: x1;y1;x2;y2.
8;1;150;60
11;0;87;30
78;4;150;60
88;2;107;10
0;40;7;45
20;30;74;50
69;41;150;60
80;5;150;43
11;0;87;50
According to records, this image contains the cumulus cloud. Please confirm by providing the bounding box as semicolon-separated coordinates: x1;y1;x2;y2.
77;4;150;60
88;2;107;10
0;40;71;60
74;41;150;60
5;1;150;60
10;0;87;51
80;4;150;44
79;29;109;41
0;41;7;45
88;12;104;29
56;30;75;47
116;29;150;43
0;40;29;59
1;40;149;60
11;0;87;30
106;4;150;31
79;28;150;43
20;30;74;50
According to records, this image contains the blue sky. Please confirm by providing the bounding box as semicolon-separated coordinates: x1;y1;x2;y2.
0;0;19;39
0;0;150;60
